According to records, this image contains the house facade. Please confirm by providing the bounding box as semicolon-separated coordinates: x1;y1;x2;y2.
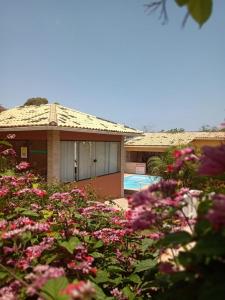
0;104;140;199
125;132;225;174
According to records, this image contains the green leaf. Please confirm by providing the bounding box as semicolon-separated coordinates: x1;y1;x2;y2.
122;286;135;300
188;0;212;26
93;240;104;249
175;0;189;6
110;275;123;285
158;231;192;247
107;265;124;273
41;210;53;219
90;252;104;258
0;270;8;280
134;259;157;273
41;276;69;300
90;282;107;300
192;234;225;256
128;274;141;284
141;238;154;252
59;237;80;254
21;210;39;218
94;270;110;283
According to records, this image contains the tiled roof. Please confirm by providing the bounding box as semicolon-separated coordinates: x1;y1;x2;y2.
125;132;225;146
0;104;141;135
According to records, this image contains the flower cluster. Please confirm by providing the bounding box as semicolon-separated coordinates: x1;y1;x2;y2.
16;161;30;171
167;147;198;173
26;265;65;296
199;144;225;176
205;194;225;229
62;281;95;300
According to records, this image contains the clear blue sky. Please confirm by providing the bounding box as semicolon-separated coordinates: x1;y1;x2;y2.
0;0;224;131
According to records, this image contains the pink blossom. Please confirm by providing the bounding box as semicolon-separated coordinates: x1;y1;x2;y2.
126;207;156;230
0;187;9;197
206;194;225;230
1;148;16;157
49;192;72;204
62;281;95;300
0;219;8;230
110;288;127;300
93;228;132;244
16;161;30;171
25;237;54;261
6;134;16;139
128;190;157;209
0;281;21;300
26;265;65;296
71;188;86;198
199;145;225;176
2;222;50;239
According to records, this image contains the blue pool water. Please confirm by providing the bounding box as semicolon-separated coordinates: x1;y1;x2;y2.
124;175;161;190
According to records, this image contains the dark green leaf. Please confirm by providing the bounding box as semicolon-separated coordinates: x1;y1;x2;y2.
93;240;104;249
175;0;189;6
135;259;157;273
107;265;124;273
158;231;192;247
188;0;213;26
128;274;141;284
0;270;8;280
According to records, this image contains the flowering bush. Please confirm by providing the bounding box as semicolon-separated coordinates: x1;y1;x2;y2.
0;142;225;299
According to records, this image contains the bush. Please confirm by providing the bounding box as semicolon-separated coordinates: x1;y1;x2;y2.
0;143;225;299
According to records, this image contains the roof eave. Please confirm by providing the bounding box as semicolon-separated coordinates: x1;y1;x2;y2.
0;125;142;136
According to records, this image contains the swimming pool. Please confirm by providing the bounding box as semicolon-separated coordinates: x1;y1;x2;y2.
124;174;161;190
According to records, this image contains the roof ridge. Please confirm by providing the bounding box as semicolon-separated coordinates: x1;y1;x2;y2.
49;103;58;126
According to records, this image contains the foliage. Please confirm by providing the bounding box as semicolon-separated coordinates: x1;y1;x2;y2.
160;128;185;133
145;0;213;27
1;142;225;299
23;98;49;106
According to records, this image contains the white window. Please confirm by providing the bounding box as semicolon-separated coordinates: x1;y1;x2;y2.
60;141;120;182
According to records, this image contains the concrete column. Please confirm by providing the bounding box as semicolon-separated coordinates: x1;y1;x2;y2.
47;130;60;183
120;136;125;197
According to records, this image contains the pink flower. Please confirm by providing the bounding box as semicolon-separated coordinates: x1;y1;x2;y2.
0;187;9;197
26;265;65;296
199;145;225;176
110;288;127;300
206;194;225;230
126;206;156;230
62;281;95;300
71;188;86;198
1;148;16;157
16;161;30;171
6;134;16;139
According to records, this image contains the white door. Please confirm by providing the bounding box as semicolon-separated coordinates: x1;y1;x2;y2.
60;141;75;182
78;141;91;180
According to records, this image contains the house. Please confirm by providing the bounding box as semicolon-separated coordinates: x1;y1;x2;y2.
0;103;141;198
125;132;225;174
